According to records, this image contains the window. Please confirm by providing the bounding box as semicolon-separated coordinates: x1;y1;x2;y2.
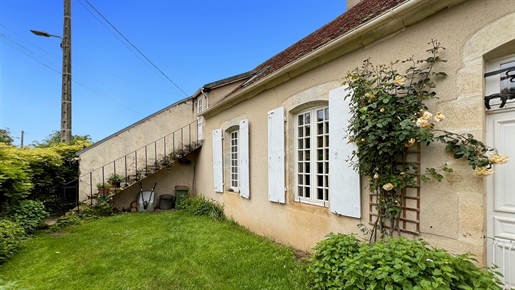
230;130;239;190
295;107;329;206
197;97;203;113
214;119;249;198
485;56;515;110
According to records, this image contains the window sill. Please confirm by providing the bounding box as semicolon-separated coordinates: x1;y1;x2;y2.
294;197;329;208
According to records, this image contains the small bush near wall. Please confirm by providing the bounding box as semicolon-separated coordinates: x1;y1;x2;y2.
307;233;503;290
6;200;48;235
181;196;225;221
0;219;25;264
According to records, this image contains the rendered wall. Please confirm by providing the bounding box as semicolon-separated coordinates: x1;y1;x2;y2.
195;0;515;266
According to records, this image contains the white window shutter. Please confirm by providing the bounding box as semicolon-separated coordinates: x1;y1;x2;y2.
239;119;250;199
212;129;223;193
268;107;285;204
329;86;361;218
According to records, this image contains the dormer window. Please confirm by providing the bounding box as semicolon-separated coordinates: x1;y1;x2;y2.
197;97;203;113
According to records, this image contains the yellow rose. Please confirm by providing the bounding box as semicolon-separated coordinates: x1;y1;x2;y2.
488;153;509;165
382;183;394;191
394;75;406;86
405;138;415;147
473;167;494;177
434;112;445;122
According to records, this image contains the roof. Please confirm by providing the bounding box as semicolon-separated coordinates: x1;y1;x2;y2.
219;0;409;101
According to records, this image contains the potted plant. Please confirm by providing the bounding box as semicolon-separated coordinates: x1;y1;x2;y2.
96;182;111;195
108;173;123;188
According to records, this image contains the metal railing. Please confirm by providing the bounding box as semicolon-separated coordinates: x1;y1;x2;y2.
488;237;515;289
79;120;203;203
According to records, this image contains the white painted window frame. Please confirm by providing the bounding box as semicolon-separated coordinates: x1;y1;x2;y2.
229;130;239;191
294;107;329;207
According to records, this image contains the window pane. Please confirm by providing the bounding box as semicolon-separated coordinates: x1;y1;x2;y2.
318;123;323;135
501;61;515;93
305;137;310;149
305;163;310;173
305;125;310;136
325;108;329;120
305;113;310;125
317;109;323;121
305;187;310;198
318;188;323;200
298;114;304;125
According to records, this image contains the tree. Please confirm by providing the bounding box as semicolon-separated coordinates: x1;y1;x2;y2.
31;131;92;148
0;128;14;145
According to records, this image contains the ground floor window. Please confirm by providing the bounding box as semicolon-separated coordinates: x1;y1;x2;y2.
295;107;329;206
230;130;239;190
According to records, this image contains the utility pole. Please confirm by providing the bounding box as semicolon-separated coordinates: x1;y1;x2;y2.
30;0;72;144
61;0;72;143
20;131;24;148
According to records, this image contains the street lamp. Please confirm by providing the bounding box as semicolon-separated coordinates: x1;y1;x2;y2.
30;0;72;144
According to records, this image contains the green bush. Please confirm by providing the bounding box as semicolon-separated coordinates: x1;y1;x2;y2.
0;219;25;264
93;194;113;216
182;195;225;221
7;200;48;234
307;234;503;290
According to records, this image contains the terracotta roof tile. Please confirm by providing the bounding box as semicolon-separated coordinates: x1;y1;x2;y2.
233;0;408;93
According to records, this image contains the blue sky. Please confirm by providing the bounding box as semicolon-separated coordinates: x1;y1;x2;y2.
1;0;346;146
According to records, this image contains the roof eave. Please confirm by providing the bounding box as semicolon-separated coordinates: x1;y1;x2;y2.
202;0;467;119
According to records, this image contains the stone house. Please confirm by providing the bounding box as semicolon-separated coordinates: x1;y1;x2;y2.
77;0;515;287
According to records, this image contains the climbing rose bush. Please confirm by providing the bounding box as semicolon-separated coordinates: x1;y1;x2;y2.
343;40;508;240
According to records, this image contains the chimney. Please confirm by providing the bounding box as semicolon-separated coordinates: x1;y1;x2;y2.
347;0;361;10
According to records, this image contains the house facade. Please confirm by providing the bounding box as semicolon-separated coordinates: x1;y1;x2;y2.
78;0;515;287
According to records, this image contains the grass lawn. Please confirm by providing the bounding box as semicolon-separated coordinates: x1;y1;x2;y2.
0;211;310;290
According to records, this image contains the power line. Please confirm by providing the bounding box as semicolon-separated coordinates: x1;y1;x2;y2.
82;0;190;97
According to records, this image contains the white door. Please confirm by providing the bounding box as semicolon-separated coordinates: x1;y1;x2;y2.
486;107;515;289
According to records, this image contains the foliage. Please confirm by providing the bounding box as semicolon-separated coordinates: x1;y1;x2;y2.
343;40;508;240
93;194;114;216
182;195;226;221
107;173;123;183
0;128;14;145
96;182;111;189
0;136;91;209
6;200;48;234
0;219;25;264
30;130;92;148
0;278;22;290
0;144;33;204
307;233;503;290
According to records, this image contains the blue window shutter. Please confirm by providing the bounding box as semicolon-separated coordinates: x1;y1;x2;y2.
212;129;223;193
329;86;361;218
239;119;250;199
268;107;285;203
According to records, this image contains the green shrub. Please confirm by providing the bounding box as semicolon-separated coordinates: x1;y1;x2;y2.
7;200;48;234
182;195;225;221
307;234;503;290
93;194;113;216
0;219;25;264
